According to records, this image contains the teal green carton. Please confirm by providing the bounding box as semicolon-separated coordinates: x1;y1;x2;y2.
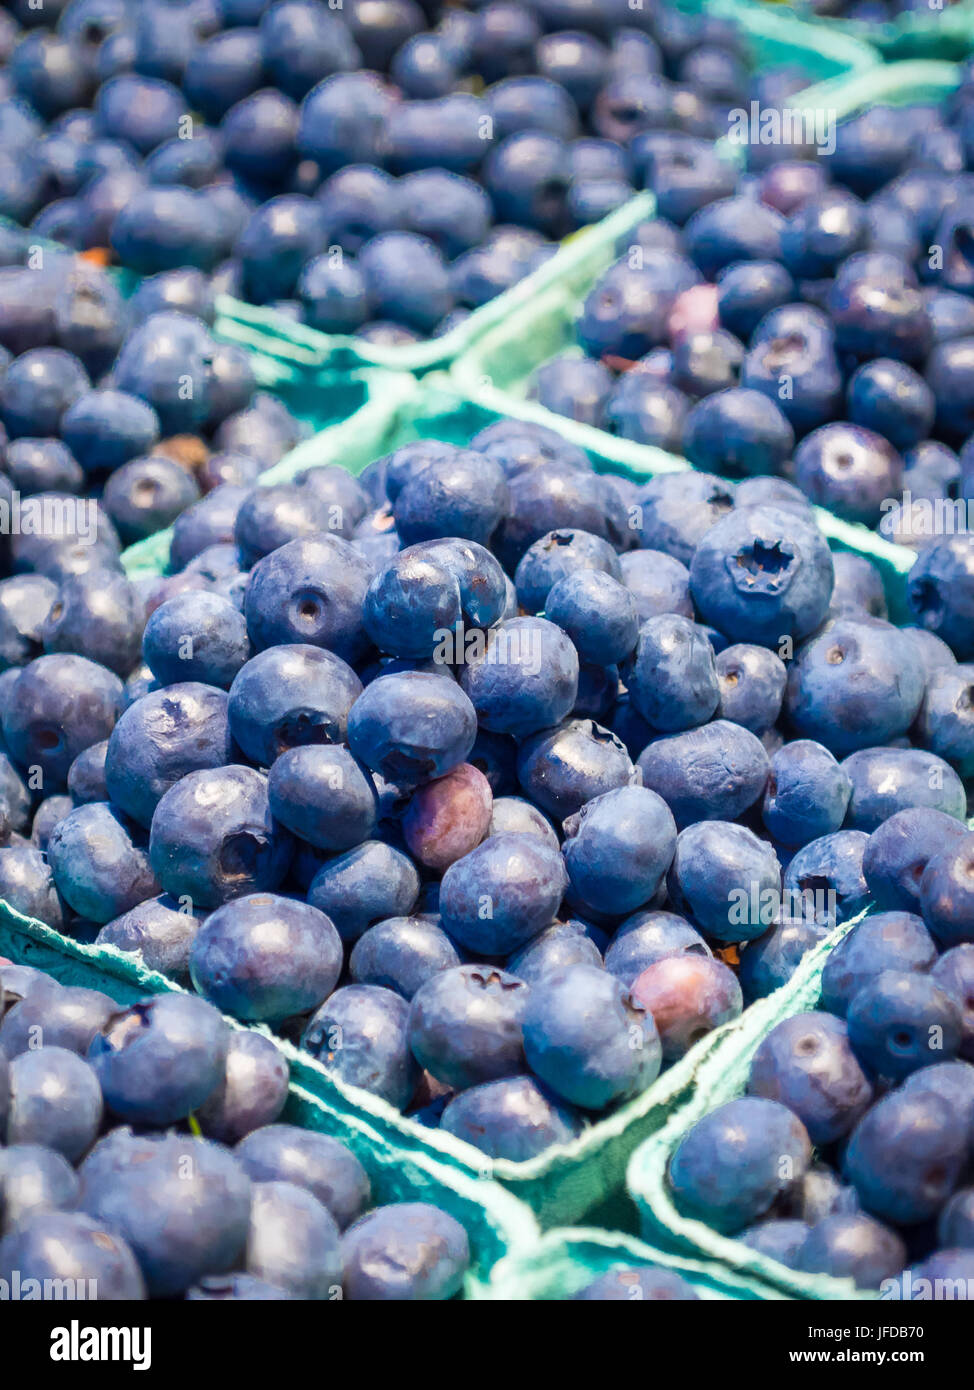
0;898;539;1293
472;1226;791;1300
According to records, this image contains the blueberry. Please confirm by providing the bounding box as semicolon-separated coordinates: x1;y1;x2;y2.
796;1213;906;1290
0;1210;145;1300
401;762;493;871
0;346;89;439
785;619;924;757
234;1122;370;1231
685;196;784;280
195;1030;289;1145
631;954;741;1060
666;820;780;944
80;1131;251;1296
0;1144;80;1235
0;841;65;928
782;830;870;931
48;801;159;923
506;918;605;985
242;1179;342;1300
4;439;83;497
407;964;529;1091
626;614;719;733
603;911;710;991
0;983;114;1058
740;1220;810;1271
915;664;974;777
931;951;974;1061
101;454;200;545
358;231;453;333
497;464;624;570
516;718;637;821
5;1046;103;1161
848;969;962;1080
149;764;292;908
562;786;675;918
439;832;567;956
0;574;57;671
487;796;558;848
60;389;159;475
748;1011;873;1145
349;916;460;1001
229;644;362;767
348;671;477;783
104;682;234;829
301;983;418;1108
515;528;620;616
142;590;250;690
530;354;612;427
715;644;786;735
574;1266;700;1301
242;534;374;661
618;549;693;623
190;892;341;1023
637;719;770;829
111;186;223;275
88;993;229;1126
690;505;833;649
760;740;849;852
920;834;974;948
342;1203;469;1301
522;964;660;1111
266;744;377;853
843;747;967;832
393;449;507;549
908;537;974;659
169;485;249;570
96;893;203;983
821;912;938;1018
669;1096;811;1234
40;570;144;679
683;388;794;480
440;1074;582;1161
260;1;359;99
844;1089;966;1226
307;838;420;944
2;653;123;788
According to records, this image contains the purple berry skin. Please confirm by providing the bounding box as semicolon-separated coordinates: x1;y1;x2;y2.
522;964;661;1112
190;892;342;1024
439;832;568;956
407;964;530;1091
747;1012;873;1145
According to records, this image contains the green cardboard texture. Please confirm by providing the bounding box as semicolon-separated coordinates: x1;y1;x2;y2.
626;916;882;1302
741;0;974;60
0;898;539;1294
472;1226;790;1301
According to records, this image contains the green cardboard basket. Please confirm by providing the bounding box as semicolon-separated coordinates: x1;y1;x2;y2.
743;0;974;61
0;898;539;1294
471;1226;791;1300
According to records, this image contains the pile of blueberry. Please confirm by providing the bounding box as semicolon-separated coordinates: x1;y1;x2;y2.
0;0;821;342
0;957;472;1299
0;240;312;583
669;809;974;1295
1;400;973;1169
529;65;974;550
